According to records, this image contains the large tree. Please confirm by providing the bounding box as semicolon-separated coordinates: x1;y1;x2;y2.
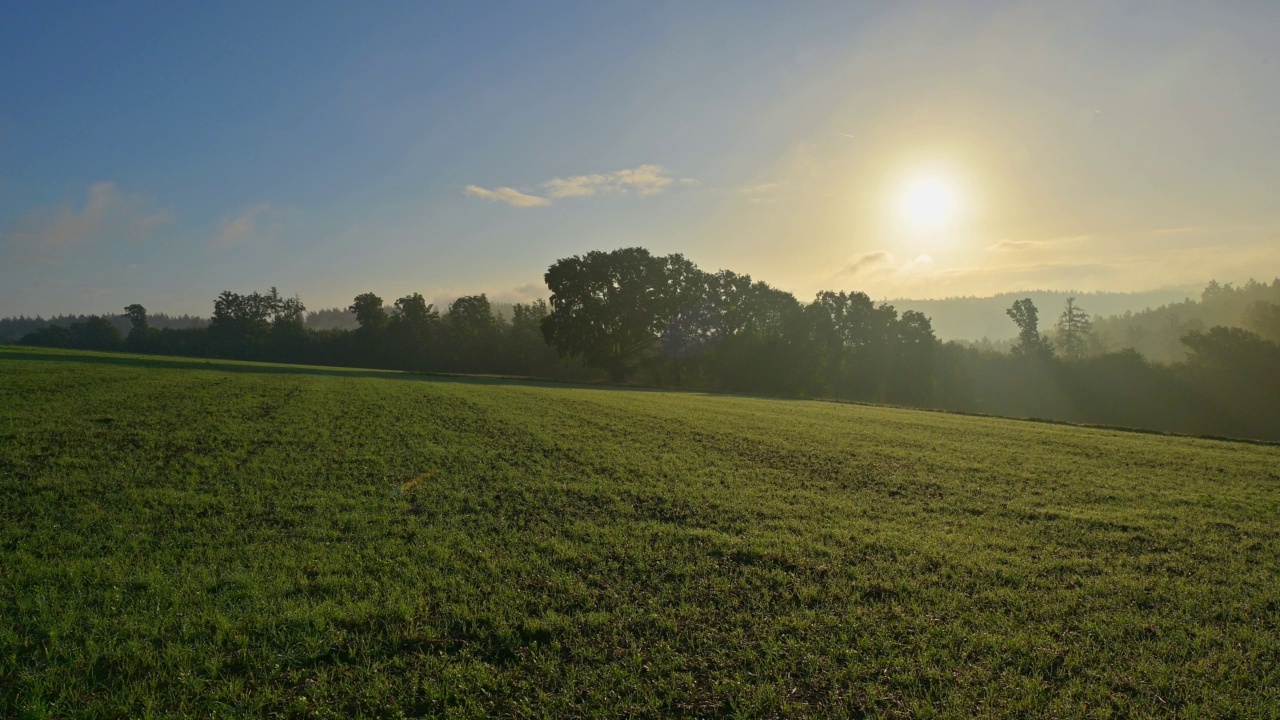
447;294;500;371
209;287;305;359
541;247;704;382
809;290;899;399
386;293;440;369
123;304;149;335
349;293;388;334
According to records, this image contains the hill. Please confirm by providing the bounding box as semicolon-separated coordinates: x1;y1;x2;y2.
890;286;1203;342
2;346;1278;717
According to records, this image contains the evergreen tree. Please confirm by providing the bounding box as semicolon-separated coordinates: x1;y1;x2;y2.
1055;297;1094;360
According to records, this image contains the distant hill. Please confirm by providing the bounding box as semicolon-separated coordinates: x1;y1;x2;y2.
889;286;1203;342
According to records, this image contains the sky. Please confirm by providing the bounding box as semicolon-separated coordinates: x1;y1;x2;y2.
3;1;1279;317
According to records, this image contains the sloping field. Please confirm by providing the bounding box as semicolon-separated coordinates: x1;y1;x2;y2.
2;346;1278;718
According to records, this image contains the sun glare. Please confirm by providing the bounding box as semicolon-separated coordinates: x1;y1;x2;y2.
895;172;961;233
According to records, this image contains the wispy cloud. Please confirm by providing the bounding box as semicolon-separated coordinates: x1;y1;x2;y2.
838;250;893;277
989;227;1221;253
988;234;1091;251
212;203;276;248
465;164;692;208
543;164;679;199
1;182;169;263
989;239;1043;251
739;182;783;203
464;185;551;208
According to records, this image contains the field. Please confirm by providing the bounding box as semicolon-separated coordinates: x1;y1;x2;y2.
2;345;1278;718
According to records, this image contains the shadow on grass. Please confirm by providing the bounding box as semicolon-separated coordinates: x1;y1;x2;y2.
0;345;626;393
6;344;1276;445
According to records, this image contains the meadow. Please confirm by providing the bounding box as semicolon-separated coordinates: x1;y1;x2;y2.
1;345;1278;718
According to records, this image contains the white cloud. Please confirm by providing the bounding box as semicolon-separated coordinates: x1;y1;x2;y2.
541;175;604;199
464;185;551;208
543;164;678;199
465;164;692;207
1;182;169;263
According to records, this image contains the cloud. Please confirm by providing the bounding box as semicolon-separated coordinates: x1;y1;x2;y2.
464;185;551;208
989;227;1217;253
839;250;893;277
988;234;1091;251
465;164;692;207
543;164;678;199
212;203;275;248
2;182;169;263
989;239;1044;251
739;182;783;204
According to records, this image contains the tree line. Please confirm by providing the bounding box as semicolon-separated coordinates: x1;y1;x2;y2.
1088;278;1280;362
0;312;206;342
11;247;1280;441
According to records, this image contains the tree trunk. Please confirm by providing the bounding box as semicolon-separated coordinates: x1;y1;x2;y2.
608;357;626;384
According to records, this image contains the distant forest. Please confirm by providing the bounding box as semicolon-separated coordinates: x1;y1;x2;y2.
302;302;519;332
893;286;1202;343
7;248;1280;441
0;312;207;341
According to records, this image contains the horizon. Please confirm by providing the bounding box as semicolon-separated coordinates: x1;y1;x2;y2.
4;2;1280;316
0;276;1221;321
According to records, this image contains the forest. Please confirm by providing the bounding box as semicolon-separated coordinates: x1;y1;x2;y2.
8;247;1280;441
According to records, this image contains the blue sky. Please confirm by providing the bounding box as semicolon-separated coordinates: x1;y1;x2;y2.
3;1;1279;316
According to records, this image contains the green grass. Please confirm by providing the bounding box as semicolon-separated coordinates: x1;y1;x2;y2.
2;345;1278;718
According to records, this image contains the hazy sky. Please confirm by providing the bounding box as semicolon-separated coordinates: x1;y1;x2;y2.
3;1;1279;316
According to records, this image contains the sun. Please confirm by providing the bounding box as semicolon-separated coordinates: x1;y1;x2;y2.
895;172;961;233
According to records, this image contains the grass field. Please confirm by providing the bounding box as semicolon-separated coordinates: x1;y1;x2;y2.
2;345;1278;718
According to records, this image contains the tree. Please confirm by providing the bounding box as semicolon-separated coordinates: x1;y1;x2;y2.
1243;301;1280;344
1201;279;1225;303
385;293;440;369
704;273;808;394
542;247;702;382
1007;298;1054;360
208;288;304;359
123;304;149;335
891;310;937;404
1054;297;1094;360
448;294;497;337
509;299;549;341
1179;326;1280;439
72;317;124;350
505;299;557;374
447;294;500;371
1180;326;1280;372
392;293;437;330
349;293;388;334
272;291;306;330
810;290;898;399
